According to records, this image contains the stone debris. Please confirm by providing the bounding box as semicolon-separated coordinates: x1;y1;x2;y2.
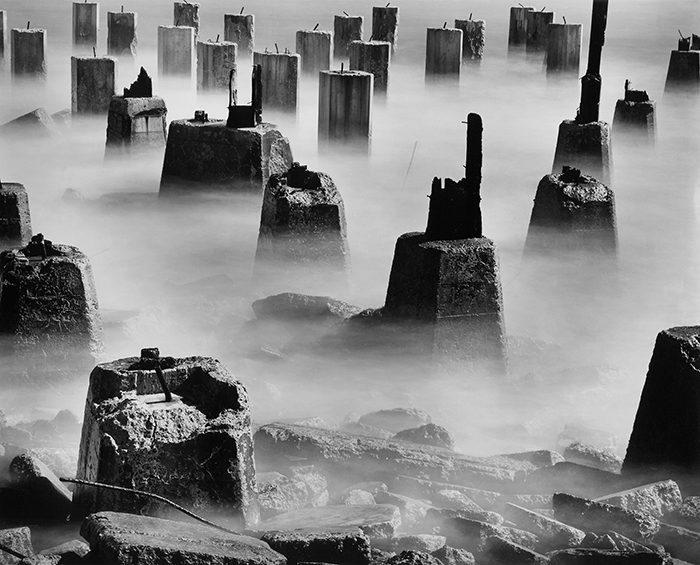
502;503;586;552
8;454;72;520
393;424;455;451
564;442;623;473
261;528;371;565
258;469;329;519
0;527;35;564
594;480;683;519
0;108;61;140
358;409;433;434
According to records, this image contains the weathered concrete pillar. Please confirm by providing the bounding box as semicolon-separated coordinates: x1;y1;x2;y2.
254;163;350;293
253;51;299;112
425;27;462;78
105;68;167;156
74;350;259;528
174;1;199;37
622;327;700;493
159;113;293;195
0;183;32;250
197;40;237;92
296;30;332;76
0;234;103;359
552;0;611;185
318;70;373;154
546;23;581;76
612;81;656;145
71;56;116;114
454;19;484;63
224;14;254;58
523;166;617;257
383;114;507;375
349;40;390;93
372;6;399;54
11;28;47;82
508;6;533;50
0;11;6;67
72;2;99;50
334;15;363;60
157;25;194;77
665;46;700;94
107;11;137;59
525;9;554;53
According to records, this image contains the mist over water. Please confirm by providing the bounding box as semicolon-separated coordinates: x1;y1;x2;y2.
0;0;699;457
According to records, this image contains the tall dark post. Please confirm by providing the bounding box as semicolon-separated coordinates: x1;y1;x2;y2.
252;63;262;124
576;0;608;124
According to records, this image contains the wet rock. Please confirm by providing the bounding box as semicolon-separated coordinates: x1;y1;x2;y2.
606;532;657;553
0;108;61;140
253;294;360;322
81;511;286;565
430;545;475;565
582;533;619;550
358;409;432;433
424;507;504;529
501;450;565;468
257;505;401;539
553;492;660;540
503;503;585;552
261;528;370;565
652;523;700;563
565;442;623;473
9;454;72;519
335;482;387;503
38;540;90;563
74;355;258;528
254;424;524;492
440;517;538;554
594;481;683;519
523;462;623;498
386;550;442;565
393;424;455;451
549;548;667;564
482;536;548;565
389;476;500;511
383;534;446;553
0;527;35;564
374;491;433;530
340;489;376;505
258;469;329;520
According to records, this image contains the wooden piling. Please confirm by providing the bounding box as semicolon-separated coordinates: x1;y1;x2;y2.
197;41;236;92
72;2;99;50
157;25;194;77
508;6;533;49
349;40;390;92
224;14;254;57
525;10;554;53
318;70;373;154
546;23;581;76
107;11;137;59
577;0;608;124
253;51;299;112
454;19;484;62
334;15;363;60
174;2;199;37
425;27;462;78
372;7;399;53
11;28;47;82
71;56;116;113
296;30;332;75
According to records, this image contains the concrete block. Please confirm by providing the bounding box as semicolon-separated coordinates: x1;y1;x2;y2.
72;2;98;49
224;14;254;57
334;15;363;59
593;480;682;519
157;25;194;77
296;30;332;75
105;95;167;155
454;20;484;62
107;11;137;58
174;1;199;36
254;51;299;111
11;28;46;81
318;70;372;153
0;183;32;250
425;28;462;77
198;40;237;91
71;56;116;114
552;120;612;186
261;528;371;565
349;40;390;92
372;7;399;53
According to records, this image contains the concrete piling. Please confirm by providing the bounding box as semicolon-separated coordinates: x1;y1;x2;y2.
349;40;390;93
318;70;373;154
11;28;47;82
508;6;533;50
74;352;259;528
72;2;99;50
552;0;611;185
0;183;32;250
383;114;507;375
334;15;363;60
612;80;656;145
0;11;6;67
372;6;399;53
173;2;199;37
425;27;462;78
253;51;299;112
107;11;137;59
197;40;237;92
525;9;554;54
546;22;581;76
665;46;700;93
296;30;332;76
454;19;484;63
71;56;117;114
157;25;194;78
224;14;254;58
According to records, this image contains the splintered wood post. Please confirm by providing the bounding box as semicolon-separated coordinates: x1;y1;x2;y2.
576;0;608;124
465;112;483;238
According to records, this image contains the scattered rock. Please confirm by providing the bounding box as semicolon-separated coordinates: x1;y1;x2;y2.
38;540;90;562
386;550;443;565
501;450;565;468
261;528;371;565
652;523;700;563
9;454;72;520
393;424;455;451
549;548;667;564
482;536;548;565
440;517;538;554
374;491;433;531
252;293;360;322
0;527;35;564
594;480;683;519
340;489;376;505
503;503;585;552
258;469;329;520
524;462;624;498
564;441;623;473
430;545;475;565
358;409;432;434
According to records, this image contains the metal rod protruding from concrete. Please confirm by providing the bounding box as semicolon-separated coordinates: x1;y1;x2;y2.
140;347;172;402
576;0;608;124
